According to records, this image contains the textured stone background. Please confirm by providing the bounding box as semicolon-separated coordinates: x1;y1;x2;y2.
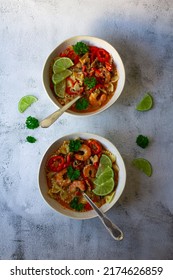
0;0;173;259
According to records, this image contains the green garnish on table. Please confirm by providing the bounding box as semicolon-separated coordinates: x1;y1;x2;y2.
25;116;39;129
26;136;37;143
136;135;149;149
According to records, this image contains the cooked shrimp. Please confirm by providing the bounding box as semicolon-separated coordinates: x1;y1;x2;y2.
83;164;97;178
69;180;85;193
95;67;111;83
75;144;91;161
54;168;71;187
89;92;107;106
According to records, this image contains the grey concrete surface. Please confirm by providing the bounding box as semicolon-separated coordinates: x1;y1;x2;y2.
0;0;173;260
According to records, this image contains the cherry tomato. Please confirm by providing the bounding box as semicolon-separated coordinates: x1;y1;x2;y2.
47;156;64;172
88;140;102;155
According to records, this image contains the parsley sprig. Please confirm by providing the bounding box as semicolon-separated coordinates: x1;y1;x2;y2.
25;116;39;129
75;97;89;110
69;139;81;152
70;197;84;211
136;135;149;149
67;166;80;181
84;77;97;89
73;42;89;55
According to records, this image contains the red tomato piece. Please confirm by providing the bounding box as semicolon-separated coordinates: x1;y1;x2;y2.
48;156;64;172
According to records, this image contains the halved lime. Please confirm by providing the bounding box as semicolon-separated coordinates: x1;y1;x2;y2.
18;95;38;113
52;69;72;84
93;178;114;196
96;154;112;177
132;158;152;177
94;166;114;186
53;57;74;73
54;80;66;98
136;93;153;111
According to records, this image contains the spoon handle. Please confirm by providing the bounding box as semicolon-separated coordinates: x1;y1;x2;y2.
40;95;81;128
83;193;123;241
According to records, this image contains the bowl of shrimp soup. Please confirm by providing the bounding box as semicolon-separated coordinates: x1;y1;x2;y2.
38;133;126;219
43;36;125;116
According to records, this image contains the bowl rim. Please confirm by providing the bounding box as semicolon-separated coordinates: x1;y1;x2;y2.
38;132;126;220
42;35;125;117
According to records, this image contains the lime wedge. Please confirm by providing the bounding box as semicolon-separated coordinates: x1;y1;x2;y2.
52;69;72;84
53;57;74;73
136;93;153;111
132;158;152;177
93;178;114;196
18;95;38;113
54;80;66;98
96;154;112;177
105;191;115;203
94;166;114;186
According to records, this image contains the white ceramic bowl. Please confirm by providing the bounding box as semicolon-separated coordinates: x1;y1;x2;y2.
38;133;126;219
43;35;125;116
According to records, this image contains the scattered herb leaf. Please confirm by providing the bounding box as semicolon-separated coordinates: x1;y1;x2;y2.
26;116;39;129
70;197;84;211
84;77;97;89
69;139;81;152
73;41;89;55
76;97;89;110
136;135;149;149
67;166;80;181
26;136;37;143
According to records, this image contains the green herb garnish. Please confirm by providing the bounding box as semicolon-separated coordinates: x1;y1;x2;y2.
67;166;80;181
26;136;37;143
84;77;97;89
136;135;149;149
69;139;81;152
70;197;84;211
75;97;89;110
26;116;39;129
73;42;89;55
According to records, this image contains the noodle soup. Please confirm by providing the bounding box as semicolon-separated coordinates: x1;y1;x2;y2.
45;137;119;212
50;41;119;113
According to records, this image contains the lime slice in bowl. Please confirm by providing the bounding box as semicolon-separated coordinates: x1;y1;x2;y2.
94;166;114;186
132;158;152;177
54;80;66;98
18;95;38;113
96;154;112;177
136;93;153;111
52;69;72;84
93;178;114;196
53;57;74;73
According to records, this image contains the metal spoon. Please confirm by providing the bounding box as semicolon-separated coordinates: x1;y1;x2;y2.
83;193;123;241
40;95;81;128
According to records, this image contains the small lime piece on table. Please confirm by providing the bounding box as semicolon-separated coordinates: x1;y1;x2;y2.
136;93;153;111
132;158;152;177
18;95;38;113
